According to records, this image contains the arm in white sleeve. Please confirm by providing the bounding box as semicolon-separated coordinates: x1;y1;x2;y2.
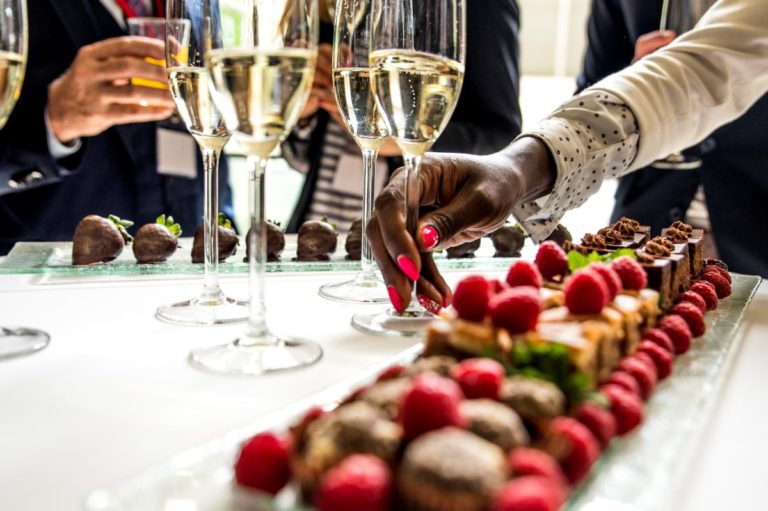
45;108;82;160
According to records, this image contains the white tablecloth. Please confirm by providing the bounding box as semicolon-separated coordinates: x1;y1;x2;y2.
0;270;765;511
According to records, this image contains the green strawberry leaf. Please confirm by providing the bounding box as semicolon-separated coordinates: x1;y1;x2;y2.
156;214;182;237
513;223;529;238
108;214;134;242
217;212;233;229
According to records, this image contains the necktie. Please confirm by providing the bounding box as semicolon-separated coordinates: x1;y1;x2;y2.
125;0;151;17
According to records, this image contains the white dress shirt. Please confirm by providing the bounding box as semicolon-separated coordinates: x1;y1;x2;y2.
516;0;768;241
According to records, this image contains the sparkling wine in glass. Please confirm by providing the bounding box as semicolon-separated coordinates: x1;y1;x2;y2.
155;4;248;326
190;0;323;375
0;0;51;361
317;0;390;303
352;0;466;337
652;0;705;170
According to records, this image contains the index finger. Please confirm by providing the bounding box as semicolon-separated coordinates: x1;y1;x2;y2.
82;36;167;62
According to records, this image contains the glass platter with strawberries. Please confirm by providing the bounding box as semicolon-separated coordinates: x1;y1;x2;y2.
0;236;518;276
83;270;760;511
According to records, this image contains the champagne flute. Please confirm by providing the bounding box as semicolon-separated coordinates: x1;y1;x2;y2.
651;0;704;170
0;0;50;361
155;2;248;326
317;0;389;303
352;0;466;336
190;0;323;375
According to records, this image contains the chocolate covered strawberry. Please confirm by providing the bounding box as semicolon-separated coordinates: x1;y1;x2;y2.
192;212;238;263
72;214;133;265
133;214;181;264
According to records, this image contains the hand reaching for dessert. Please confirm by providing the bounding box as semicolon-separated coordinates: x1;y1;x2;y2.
367;137;556;311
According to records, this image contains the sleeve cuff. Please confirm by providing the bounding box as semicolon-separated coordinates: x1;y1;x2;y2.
45;109;82;160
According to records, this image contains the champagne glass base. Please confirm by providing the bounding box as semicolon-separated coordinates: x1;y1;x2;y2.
0;327;50;360
155;295;249;326
318;274;389;304
189;335;323;375
351;307;436;337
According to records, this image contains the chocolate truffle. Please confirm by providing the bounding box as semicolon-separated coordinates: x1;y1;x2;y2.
398;427;508;511
459;399;530;451
345;218;363;260
446;238;482;259
297;219;338;261
500;376;566;421
490;224;526;257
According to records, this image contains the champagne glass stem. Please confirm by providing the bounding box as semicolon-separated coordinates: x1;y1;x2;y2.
245;155;269;345
403;152;421;309
200;145;223;302
360;148;379;278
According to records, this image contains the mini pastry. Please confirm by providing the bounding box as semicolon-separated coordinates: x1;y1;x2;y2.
72;214;133;265
403;355;458;378
359;377;411;420
292;402;402;498
345;218;363;260
133;214;181;264
191;213;238;263
398;427;508;511
297;218;338;261
244;221;285;262
490;223;526;257
459;399;530;451
500;376;566;421
446;238;481;258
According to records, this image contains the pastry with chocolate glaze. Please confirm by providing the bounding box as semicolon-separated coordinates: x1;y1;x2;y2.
345;218;363;260
500;376;566;422
244;221;285;262
662;221;704;276
459;399;530;451
447;238;482;258
133;214;181;264
72;214;133;265
191;213;238;263
297;218;338;261
291;402;402;497
398;428;508;511
490;223;526;257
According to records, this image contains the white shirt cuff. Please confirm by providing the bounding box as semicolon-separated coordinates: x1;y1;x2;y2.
45;109;82;160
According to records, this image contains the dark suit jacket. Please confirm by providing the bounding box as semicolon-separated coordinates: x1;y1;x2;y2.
578;0;768;277
0;0;231;254
286;0;523;232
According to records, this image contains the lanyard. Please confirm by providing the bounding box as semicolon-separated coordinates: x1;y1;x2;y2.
113;0;165;19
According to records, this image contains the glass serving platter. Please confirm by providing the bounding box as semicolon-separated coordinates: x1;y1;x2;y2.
83;274;761;511
0;236;519;276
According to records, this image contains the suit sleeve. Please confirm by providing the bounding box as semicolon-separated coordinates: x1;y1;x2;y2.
576;0;635;93
432;0;522;155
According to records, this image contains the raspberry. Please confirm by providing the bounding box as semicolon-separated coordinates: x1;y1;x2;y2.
316;454;392;511
670;302;706;337
451;358;505;400
638;340;673;379
565;268;610;315
676;290;707;314
704;258;728;271
489;286;542;334
658;314;693;354
234;432;292;494
506;260;543;289
618;354;657;400
641;328;675;354
376;364;405;382
701;271;732;299
589;262;623;301
535;241;569;280
508;448;568;489
703;264;731;283
453;275;491;322
400;373;464;440
601;371;641;397
492;476;567;511
691;281;718;311
489;279;509;294
610;256;648;290
601;384;644;435
546;417;600;484
575;402;617;450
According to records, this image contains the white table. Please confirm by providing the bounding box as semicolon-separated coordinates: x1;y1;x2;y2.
0;270;765;511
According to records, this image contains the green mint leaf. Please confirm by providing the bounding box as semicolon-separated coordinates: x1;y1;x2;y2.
587;251;602;263
568;250;590;272
605;248;637;261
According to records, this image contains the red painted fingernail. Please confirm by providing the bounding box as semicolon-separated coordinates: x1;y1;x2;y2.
397;255;420;282
387;286;405;314
421;225;439;251
418;295;442;315
442;294;452;308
